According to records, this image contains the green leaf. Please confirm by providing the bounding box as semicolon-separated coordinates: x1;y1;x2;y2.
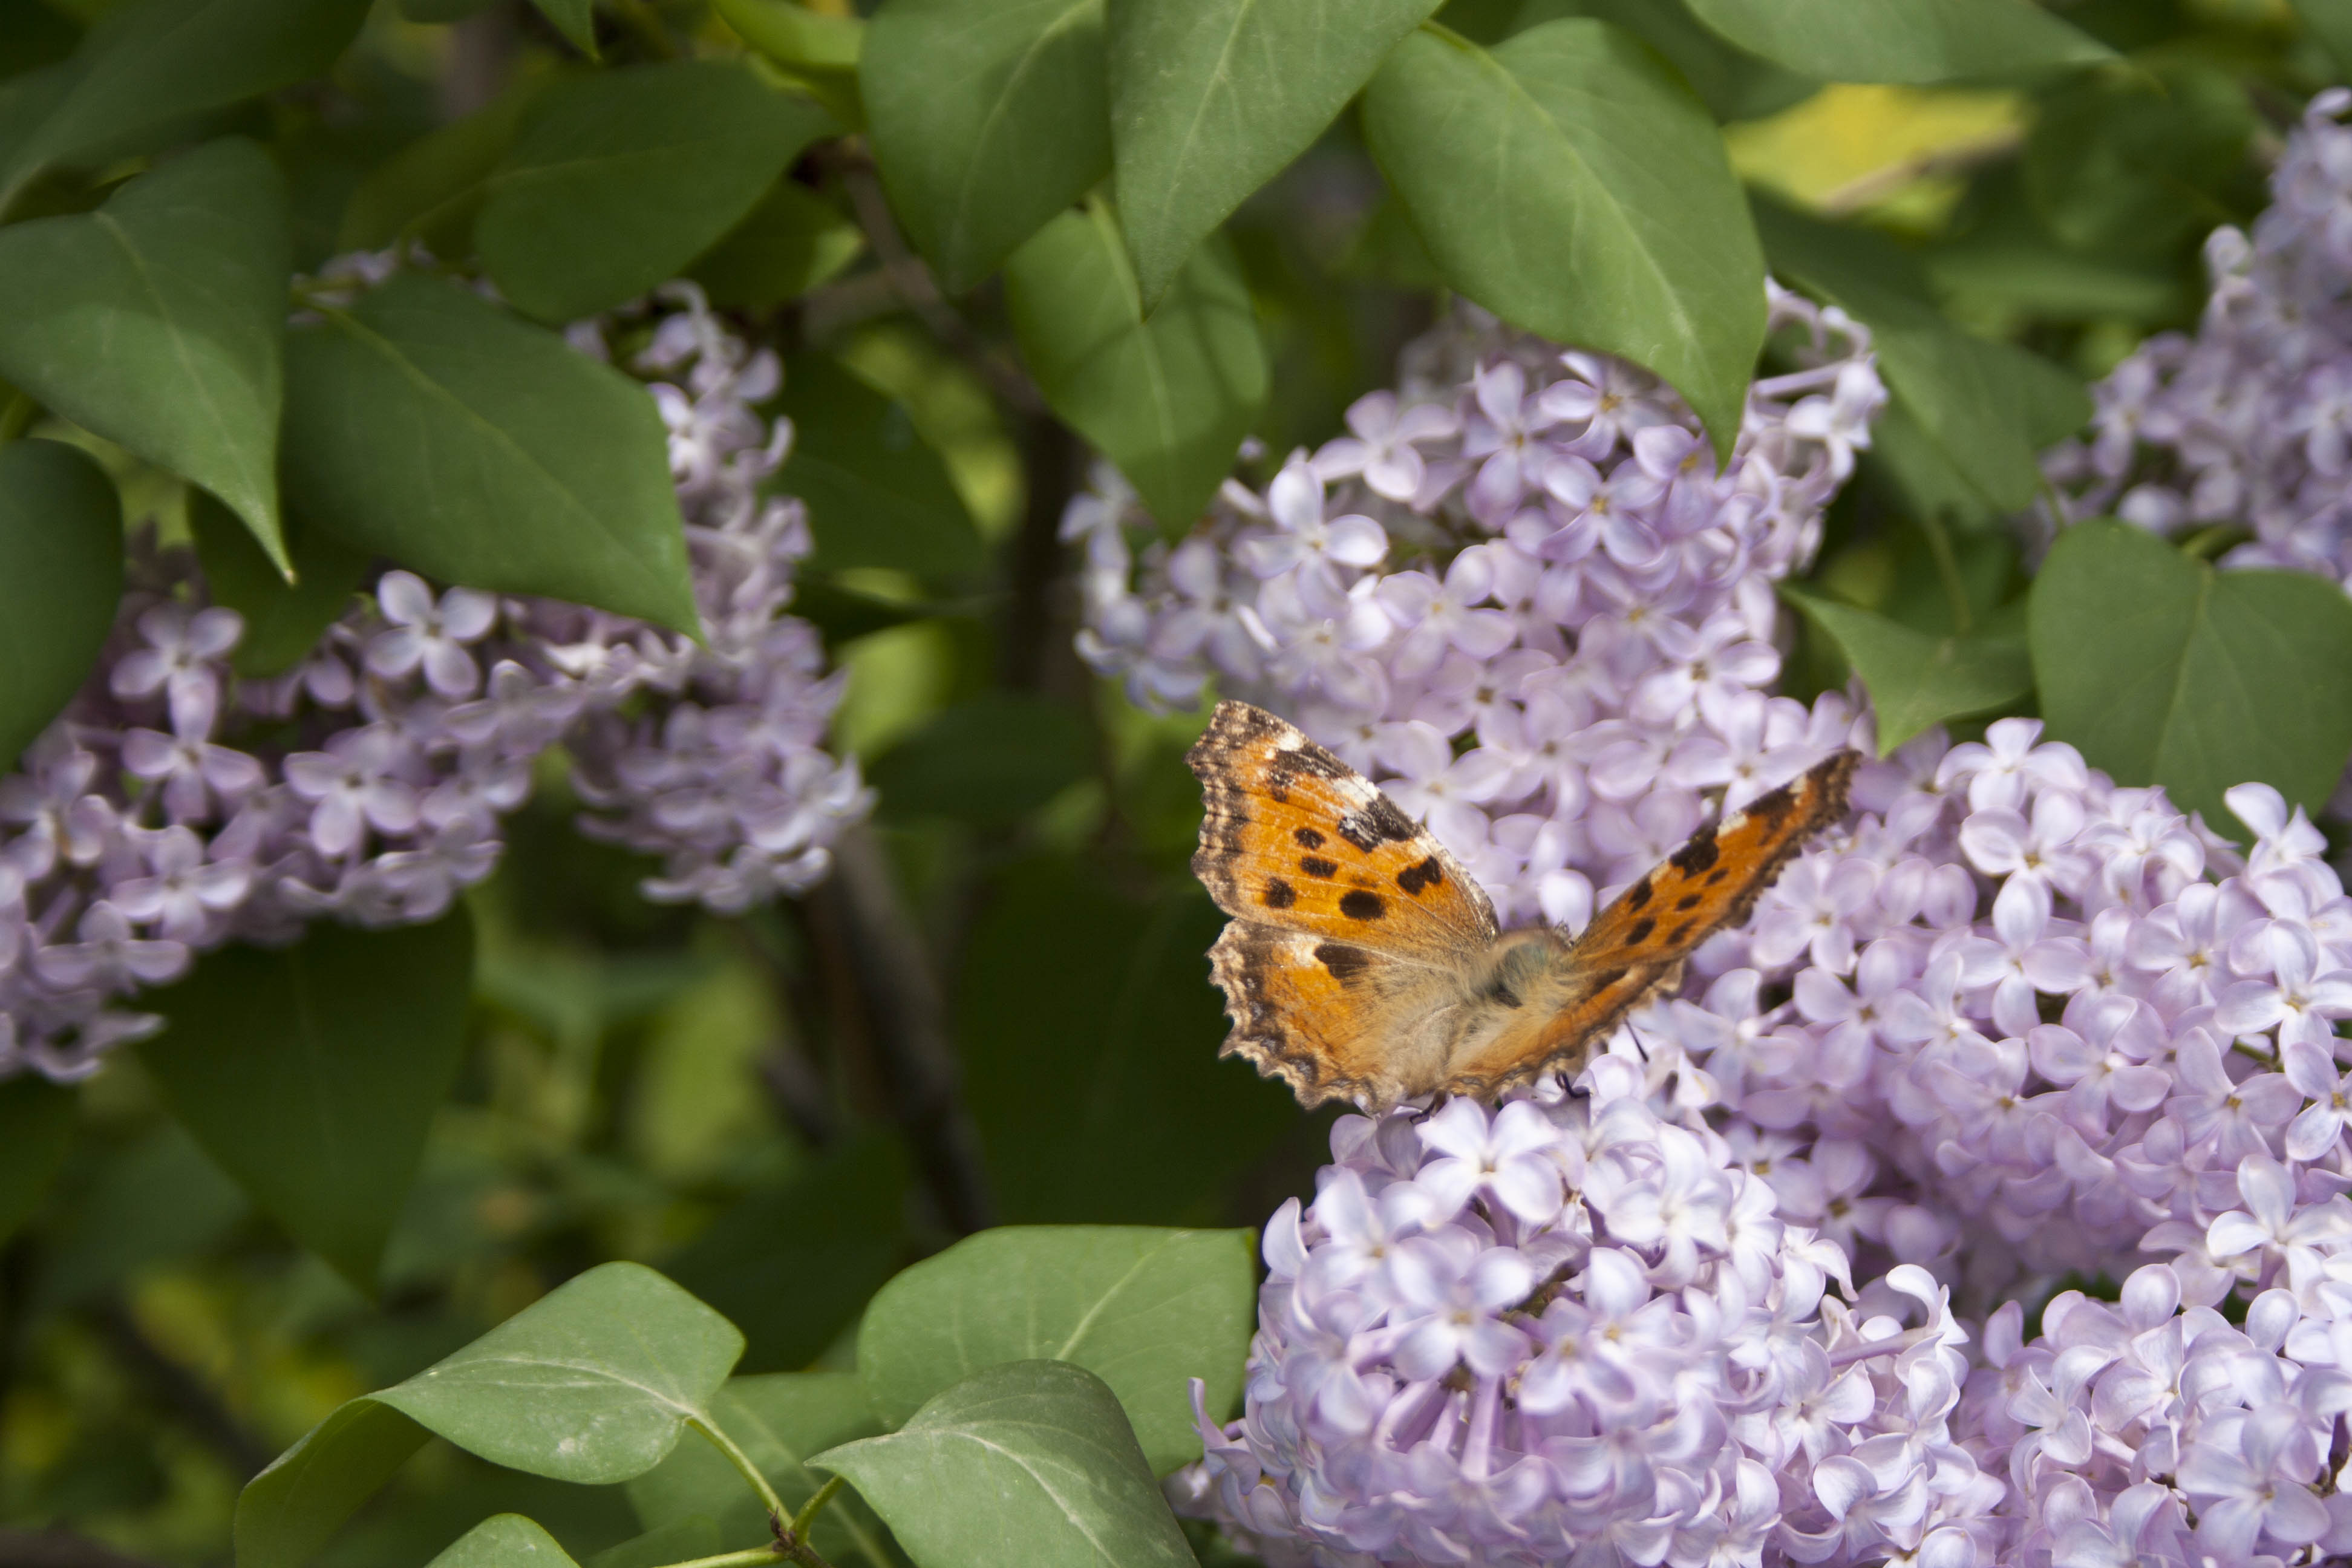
815;1361;1193;1568
872;693;1093;823
428;1515;580;1568
2298;0;2352;80
283;272;698;631
629;1374;897;1567
1364;21;1765;460
0;439;120;769
2022;62;2255;260
1678;0;2108;83
188;489;366;678
664;1132;909;1374
0;139;289;570
0;0;370;204
338;75;550;255
858;1226;1254;1475
1005;203;1267;529
0;1075;75;1247
1782;586;2030;753
0;0;79;79
1754;197;2085;512
589;1517;724;1568
2029;520;2352;835
688;179;865;313
862;0;1107;292
238;1263;746;1568
140;909;474;1292
477;61;837;324
781;354;987;579
529;0;598;56
31;1125;246;1313
1517;0;1813;121
715;0;866;125
1106;0;1440;305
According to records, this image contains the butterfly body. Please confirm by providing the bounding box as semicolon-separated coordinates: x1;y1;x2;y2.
1188;699;1858;1111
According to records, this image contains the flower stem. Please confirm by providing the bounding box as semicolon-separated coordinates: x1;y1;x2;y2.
656;1550;790;1568
690;1416;789;1523
786;1476;845;1544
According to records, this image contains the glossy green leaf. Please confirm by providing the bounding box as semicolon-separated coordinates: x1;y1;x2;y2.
1782;586;2030;753
863;0;1107;292
1107;0;1440;305
0;139;289;570
0;439;119;769
1365;21;1765;460
2030;521;2352;835
1756;198;2086;512
812;1361;1194;1568
283;272;697;631
187;489;366;678
720;0;865;71
1517;0;1813;121
781;354;987;578
530;0;598;56
477;61;836;322
428;1515;580;1568
0;0;369;203
238;1263;745;1568
338;76;549;255
1679;0;2108;82
140;909;474;1292
872;692;1093;822
858;1226;1254;1475
629;1374;897;1567
0;1075;75;1247
1005;203;1267;529
689;179;864;313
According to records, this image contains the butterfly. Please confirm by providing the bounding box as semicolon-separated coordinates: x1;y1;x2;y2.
1187;699;1860;1111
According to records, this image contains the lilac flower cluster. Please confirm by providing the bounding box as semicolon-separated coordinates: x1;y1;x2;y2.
0;279;869;1081
1123;195;2352;1559
2043;87;2352;591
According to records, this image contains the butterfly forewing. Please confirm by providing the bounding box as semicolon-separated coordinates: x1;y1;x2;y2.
1187;701;1497;966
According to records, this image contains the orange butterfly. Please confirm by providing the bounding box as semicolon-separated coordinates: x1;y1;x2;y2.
1188;700;1859;1111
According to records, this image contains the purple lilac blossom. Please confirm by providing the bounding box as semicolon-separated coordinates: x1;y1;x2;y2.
1074;201;2352;1558
0;277;871;1081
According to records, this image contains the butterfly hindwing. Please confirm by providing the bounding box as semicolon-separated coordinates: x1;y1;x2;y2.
1187;701;1497;967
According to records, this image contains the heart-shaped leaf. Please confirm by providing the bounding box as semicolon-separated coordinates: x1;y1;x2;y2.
140;908;474;1292
1679;0;2109;83
477;61;837;322
1005;201;1266;530
0;139;289;569
857;1225;1255;1475
812;1360;1194;1568
1364;21;1765;460
1106;0;1440;306
0;438;120;769
780;354;987;578
2030;521;2352;835
428;1515;580;1568
863;0;1108;292
283;272;699;632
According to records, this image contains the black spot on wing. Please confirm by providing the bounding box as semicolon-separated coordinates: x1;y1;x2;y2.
1264;878;1296;909
1336;795;1417;851
1705;867;1728;885
1300;855;1338;879
1340;890;1386;921
1670;921;1694;944
1624;878;1652;909
1667;825;1719;874
1397;857;1445;896
1624;916;1655;947
1294;827;1325;849
1676;893;1701;912
1315;942;1368;982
